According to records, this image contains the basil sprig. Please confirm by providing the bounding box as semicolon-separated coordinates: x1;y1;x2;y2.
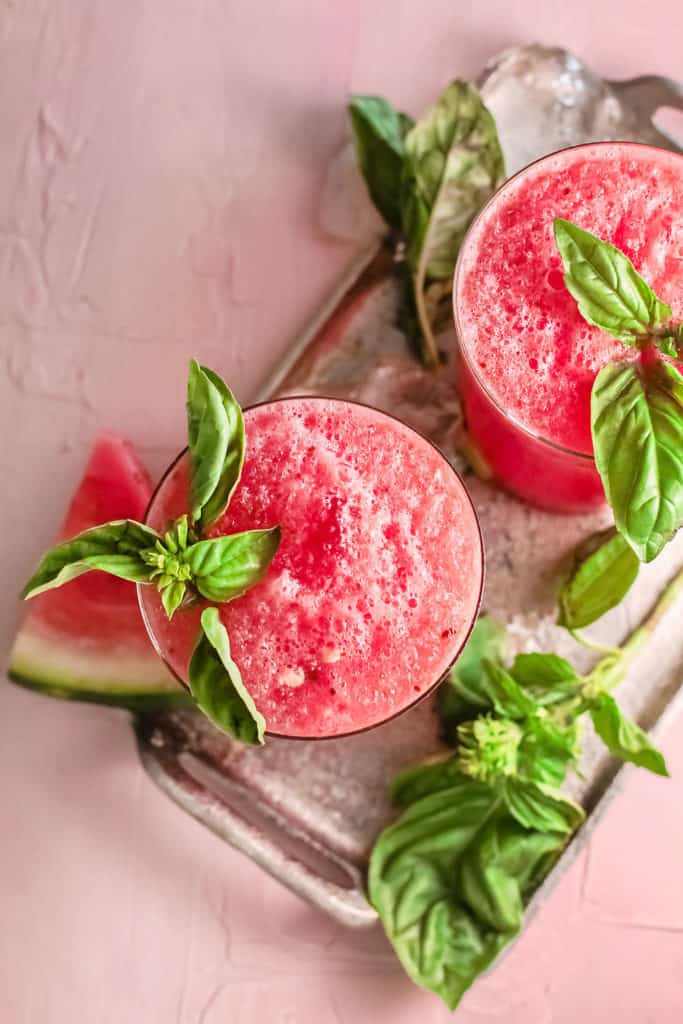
350;81;504;366
553;218;683;625
21;360;280;744
370;614;668;1010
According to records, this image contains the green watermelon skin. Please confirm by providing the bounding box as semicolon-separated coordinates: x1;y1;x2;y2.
7;663;191;712
7;434;191;710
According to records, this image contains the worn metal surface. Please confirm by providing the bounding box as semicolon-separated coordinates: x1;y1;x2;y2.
136;44;683;928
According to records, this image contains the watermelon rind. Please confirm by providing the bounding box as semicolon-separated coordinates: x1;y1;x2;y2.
7;623;193;712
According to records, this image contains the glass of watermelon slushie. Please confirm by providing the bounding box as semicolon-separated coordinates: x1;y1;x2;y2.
138;397;484;739
454;142;683;513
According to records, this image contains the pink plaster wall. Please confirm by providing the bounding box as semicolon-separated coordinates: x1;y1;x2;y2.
2;3;683;1021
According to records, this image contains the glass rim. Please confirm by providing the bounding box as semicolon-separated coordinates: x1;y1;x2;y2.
453;139;683;463
137;393;486;742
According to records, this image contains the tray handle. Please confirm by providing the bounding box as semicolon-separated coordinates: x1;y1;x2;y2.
611;74;683;150
134;715;378;929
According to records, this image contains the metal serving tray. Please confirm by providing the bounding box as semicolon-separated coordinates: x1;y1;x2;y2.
134;45;683;930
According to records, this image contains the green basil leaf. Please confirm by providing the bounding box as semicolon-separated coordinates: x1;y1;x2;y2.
482;659;537;720
437;615;507;737
553;218;672;342
591;360;683;562
184;527;280;603
509;653;581;706
390;756;464;807
21;520;160;599
186;361;245;531
401;80;504;366
517;717;579;787
188;608;265;745
369;781;564;1011
187;359;230;525
402;81;504;278
196;366;246;530
161;580;187;620
369;781;507;1010
458;815;565;930
349;95;413;230
504;778;585;835
558;527;640;629
589;693;668;776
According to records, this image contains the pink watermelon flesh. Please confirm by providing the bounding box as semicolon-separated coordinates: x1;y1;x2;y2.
8;435;186;708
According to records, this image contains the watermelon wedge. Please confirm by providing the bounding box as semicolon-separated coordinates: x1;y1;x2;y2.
8;435;191;710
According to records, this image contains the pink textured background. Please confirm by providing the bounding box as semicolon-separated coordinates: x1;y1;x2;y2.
2;4;683;1021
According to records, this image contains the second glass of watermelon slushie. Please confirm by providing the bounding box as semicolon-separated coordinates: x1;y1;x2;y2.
454;141;683;513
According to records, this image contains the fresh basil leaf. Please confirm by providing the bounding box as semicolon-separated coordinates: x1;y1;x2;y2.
437;615;507;737
349;95;413;231
187;361;245;531
161;580;187;620
504;778;585;835
369;781;563;1011
184;527;280;603
187;359;229;525
369;781;507;1009
482;660;537;720
458;815;565;930
589;693;668;776
401;80;504;366
558;527;640;629
591;359;683;562
553;219;672;342
402;81;504;278
509;653;581;706
188;608;265;745
390;756;463;806
196;366;246;530
517;717;579;787
21;520;160;599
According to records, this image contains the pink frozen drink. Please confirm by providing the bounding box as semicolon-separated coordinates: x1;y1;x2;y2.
139;397;483;738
